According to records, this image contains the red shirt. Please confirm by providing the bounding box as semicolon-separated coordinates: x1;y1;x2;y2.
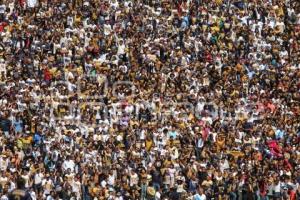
0;22;7;32
19;0;26;7
43;68;52;81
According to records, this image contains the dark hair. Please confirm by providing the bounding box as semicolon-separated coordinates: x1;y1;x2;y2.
16;178;26;189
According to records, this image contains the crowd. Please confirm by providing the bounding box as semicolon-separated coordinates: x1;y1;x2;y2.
0;0;300;199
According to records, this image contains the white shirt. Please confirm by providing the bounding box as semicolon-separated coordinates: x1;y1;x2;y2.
276;21;285;33
27;0;38;7
107;174;115;186
30;191;36;200
169;168;176;177
130;173;138;186
0;62;6;73
8;182;15;192
117;43;126;55
34;172;44;185
0;157;8;171
46;195;54;200
0;195;8;200
100;179;107;187
155;191;161;200
42;179;53;194
72;180;81;193
21;174;30;188
62;159;75;172
274;182;281;193
0;177;8;187
104;24;112;35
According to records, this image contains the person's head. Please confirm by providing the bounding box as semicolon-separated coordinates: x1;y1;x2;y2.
16;178;26;189
198;187;204;194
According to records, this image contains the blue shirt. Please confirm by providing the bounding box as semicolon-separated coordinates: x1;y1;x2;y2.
194;193;206;200
13;120;23;133
275;129;285;139
168;131;177;139
34;132;43;145
181;16;189;29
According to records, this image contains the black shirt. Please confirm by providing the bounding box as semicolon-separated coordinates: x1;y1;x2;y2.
0;118;11;132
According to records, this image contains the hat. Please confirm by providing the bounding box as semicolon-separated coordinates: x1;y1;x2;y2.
147;187;155;196
116;135;122;141
147;175;152;180
0;154;7;158
125;192;130;197
83;1;90;6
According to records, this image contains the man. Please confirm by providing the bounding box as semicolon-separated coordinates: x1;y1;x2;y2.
33;169;43;193
193;187;206;200
8;178;32;200
62;155;75;172
0;114;11;138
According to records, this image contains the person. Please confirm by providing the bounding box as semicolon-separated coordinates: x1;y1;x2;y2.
193;187;206;200
8;178;31;200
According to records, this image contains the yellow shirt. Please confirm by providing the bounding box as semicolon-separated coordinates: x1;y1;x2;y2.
227;151;245;158
211;26;220;32
215;0;222;5
145;139;153;151
276;7;284;17
22;136;32;145
75;15;81;23
16;138;23;149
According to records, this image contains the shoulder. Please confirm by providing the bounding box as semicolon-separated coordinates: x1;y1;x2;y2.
11;189;26;196
9;189;32;200
24;192;32;200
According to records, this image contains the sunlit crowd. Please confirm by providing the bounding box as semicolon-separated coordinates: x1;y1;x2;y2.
0;0;300;199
